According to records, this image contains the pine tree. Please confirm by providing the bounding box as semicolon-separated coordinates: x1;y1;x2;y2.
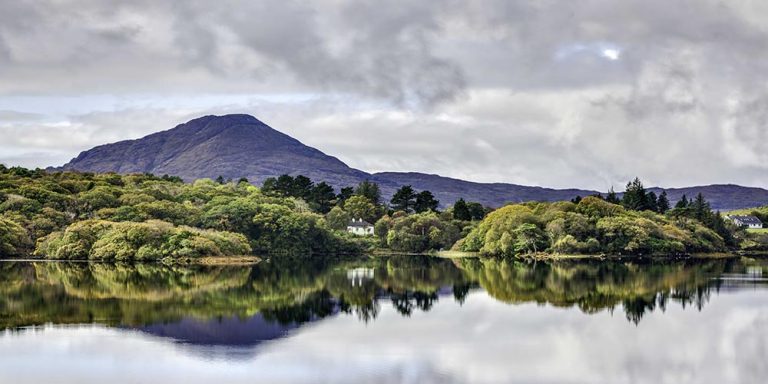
605;187;620;204
675;194;689;209
309;182;336;213
647;191;659;212
692;193;710;222
657;190;670;213
355;180;382;205
414;190;439;213
621;177;649;211
390;185;417;212
337;186;354;205
291;175;314;199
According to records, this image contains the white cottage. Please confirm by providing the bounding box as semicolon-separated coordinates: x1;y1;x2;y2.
347;218;374;235
726;215;763;229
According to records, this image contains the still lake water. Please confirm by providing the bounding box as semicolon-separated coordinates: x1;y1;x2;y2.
1;256;767;384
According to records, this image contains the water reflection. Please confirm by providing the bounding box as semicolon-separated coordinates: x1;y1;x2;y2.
1;256;767;383
2;257;767;333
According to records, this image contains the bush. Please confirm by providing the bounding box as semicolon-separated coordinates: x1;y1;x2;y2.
0;217;32;256
34;220;251;261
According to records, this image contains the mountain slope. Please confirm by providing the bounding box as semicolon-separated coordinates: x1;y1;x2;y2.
646;185;768;211
373;172;597;208
57;114;371;187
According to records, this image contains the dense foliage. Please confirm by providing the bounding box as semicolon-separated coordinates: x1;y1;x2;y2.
459;196;730;256
374;211;464;253
0;167;369;259
34;220;251;261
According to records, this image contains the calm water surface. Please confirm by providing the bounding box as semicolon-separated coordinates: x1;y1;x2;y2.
1;256;767;384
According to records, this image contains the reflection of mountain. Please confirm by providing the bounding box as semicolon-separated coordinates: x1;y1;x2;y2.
2;256;767;337
133;315;302;347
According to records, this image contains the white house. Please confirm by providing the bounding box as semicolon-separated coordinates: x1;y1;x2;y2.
726;215;764;229
347;218;374;235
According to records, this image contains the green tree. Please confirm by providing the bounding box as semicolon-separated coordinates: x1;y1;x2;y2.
337;187;354;206
355;180;381;205
326;206;351;231
414;190;439;213
621;178;650;211
291;175;314;200
605;187;620;204
391;185;417;213
646;191;659;213
675;194;689;209
691;193;710;222
309;182;336;213
0;217;31;256
657;191;670;213
512;223;548;254
453;198;471;221
215;175;226;184
261;177;278;194
344;195;378;222
385;212;462;252
466;202;487;220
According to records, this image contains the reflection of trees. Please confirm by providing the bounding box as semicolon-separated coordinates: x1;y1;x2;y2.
391;291;439;316
0;256;756;329
455;258;731;323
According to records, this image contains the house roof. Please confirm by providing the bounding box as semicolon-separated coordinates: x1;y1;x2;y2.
727;215;763;225
348;218;373;227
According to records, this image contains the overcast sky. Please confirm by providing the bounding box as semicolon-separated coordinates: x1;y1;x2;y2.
2;0;768;190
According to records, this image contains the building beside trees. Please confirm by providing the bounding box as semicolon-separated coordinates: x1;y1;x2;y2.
347;218;375;236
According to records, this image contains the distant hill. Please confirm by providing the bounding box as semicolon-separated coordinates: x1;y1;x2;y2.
54;114;768;210
372;172;596;208
645;185;768;211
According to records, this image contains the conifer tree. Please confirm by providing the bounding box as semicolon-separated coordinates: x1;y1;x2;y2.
605;187;620;204
657;190;670;213
414;190;439;213
621;178;649;211
391;185;417;212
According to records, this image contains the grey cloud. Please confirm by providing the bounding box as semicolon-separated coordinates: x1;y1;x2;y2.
0;0;466;107
4;1;768;189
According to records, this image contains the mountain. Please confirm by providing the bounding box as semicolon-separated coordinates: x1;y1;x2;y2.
55;114;768;210
56;114;370;188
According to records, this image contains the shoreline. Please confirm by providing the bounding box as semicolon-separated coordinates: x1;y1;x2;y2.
4;250;767;264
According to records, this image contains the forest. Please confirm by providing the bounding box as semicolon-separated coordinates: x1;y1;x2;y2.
0;165;762;260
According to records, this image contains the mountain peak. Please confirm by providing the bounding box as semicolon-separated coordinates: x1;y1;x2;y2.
57;114;370;187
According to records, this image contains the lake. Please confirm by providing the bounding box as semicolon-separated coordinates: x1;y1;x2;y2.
1;256;767;384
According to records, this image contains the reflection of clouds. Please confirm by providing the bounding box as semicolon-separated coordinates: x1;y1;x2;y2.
732;312;768;383
1;292;767;384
